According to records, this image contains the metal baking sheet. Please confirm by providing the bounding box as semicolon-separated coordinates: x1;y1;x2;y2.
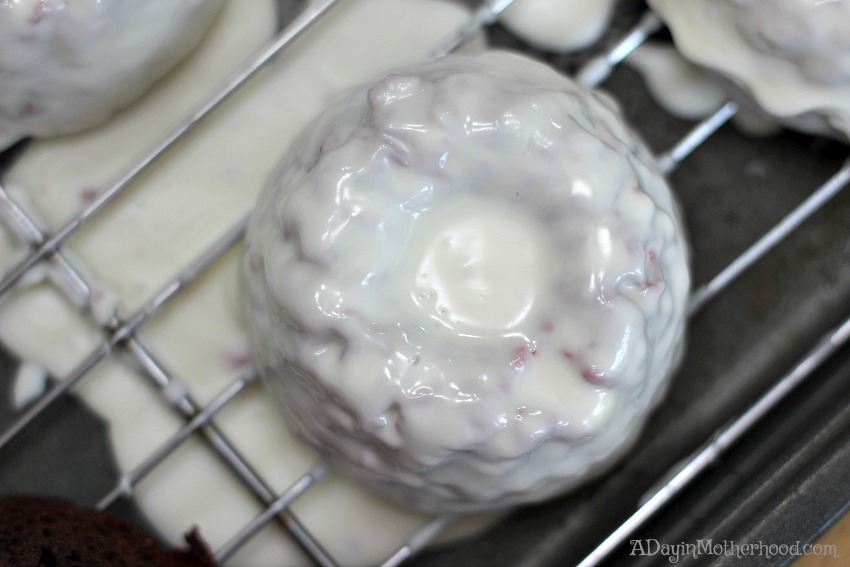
2;1;849;565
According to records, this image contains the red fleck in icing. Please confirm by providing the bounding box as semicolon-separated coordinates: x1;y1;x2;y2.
510;345;538;369
320;134;341;155
581;366;608;386
247;252;262;273
562;350;613;389
510;347;526;369
80;186;99;203
29;6;45;25
388;151;410;167
514;405;542;421
20;102;44;117
223;350;253;373
387;401;404;434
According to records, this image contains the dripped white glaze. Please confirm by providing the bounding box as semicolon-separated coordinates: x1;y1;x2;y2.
244;51;690;514
500;0;616;52
0;0;485;565
624;42;727;121
11;361;48;409
650;0;850;139
0;0;226;150
624;41;784;137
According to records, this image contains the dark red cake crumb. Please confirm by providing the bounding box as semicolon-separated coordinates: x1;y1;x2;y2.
0;495;217;567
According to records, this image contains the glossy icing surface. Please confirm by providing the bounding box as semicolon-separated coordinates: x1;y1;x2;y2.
244;50;691;514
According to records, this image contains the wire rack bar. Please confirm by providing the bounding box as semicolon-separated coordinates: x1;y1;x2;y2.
123;337;274;500
576;10;663;88
215;463;331;564
0;214;246;450
381;515;457;567
0;197;337;564
689;158;850;315
0;183;47;247
96;369;259;509
432;0;517;57
576;312;850;567
0;182;94;309
0;343;106;449
656;100;740;174
125;335;340;566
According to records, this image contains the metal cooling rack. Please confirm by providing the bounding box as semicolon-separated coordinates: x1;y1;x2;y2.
0;1;848;565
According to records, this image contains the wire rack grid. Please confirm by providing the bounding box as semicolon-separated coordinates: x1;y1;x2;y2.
0;1;849;566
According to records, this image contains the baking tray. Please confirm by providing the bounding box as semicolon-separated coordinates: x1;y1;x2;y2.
2;1;849;565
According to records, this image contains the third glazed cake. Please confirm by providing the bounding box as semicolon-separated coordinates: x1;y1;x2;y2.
650;0;850;139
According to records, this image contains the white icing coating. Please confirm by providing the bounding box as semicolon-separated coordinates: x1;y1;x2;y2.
651;0;850;139
0;0;485;565
243;51;690;514
0;0;226;150
500;0;616;52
